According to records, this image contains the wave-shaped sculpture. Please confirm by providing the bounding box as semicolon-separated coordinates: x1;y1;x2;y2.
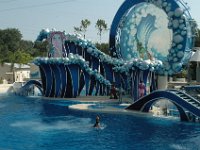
137;14;157;50
33;30;159;99
24;0;196;101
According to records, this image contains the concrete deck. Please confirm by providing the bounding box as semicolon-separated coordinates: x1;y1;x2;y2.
42;95;133;103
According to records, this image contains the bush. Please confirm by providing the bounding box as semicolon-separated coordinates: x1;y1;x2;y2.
175;69;187;78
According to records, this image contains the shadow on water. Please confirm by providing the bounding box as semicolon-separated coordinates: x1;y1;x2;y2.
41;102;70;117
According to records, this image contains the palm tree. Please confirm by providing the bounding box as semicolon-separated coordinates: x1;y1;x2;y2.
95;19;107;44
74;19;91;39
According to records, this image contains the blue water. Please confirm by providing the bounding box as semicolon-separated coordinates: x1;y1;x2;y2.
0;95;200;150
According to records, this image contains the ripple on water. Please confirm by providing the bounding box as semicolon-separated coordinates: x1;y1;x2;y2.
0;103;6;108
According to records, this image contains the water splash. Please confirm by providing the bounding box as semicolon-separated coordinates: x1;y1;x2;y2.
10;116;95;133
170;143;194;150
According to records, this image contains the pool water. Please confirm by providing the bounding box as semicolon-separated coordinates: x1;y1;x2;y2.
0;95;200;150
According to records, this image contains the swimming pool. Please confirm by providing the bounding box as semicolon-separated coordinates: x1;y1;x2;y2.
0;95;200;150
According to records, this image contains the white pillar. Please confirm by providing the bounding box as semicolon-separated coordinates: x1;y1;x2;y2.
157;75;168;90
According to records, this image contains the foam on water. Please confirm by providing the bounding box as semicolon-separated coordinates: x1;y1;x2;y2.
169;143;197;150
10;115;101;133
69;104;94;110
95;123;107;130
119;103;130;106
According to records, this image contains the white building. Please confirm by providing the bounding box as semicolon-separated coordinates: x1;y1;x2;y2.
190;47;200;82
0;63;30;84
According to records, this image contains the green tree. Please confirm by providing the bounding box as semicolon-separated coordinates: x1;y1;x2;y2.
95;43;110;55
8;50;33;65
0;28;22;64
0;28;45;71
19;40;34;53
33;40;48;57
74;19;91;39
95;19;108;44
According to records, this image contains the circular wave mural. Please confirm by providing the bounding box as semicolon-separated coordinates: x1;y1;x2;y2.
118;2;172;61
110;0;196;75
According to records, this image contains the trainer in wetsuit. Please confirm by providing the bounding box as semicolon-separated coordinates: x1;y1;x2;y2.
93;115;100;128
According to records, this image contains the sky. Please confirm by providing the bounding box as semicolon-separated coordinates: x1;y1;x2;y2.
0;0;199;43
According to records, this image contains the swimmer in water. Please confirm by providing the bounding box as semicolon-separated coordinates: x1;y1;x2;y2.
93;115;100;128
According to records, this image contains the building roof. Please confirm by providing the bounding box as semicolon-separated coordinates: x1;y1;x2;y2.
4;63;30;69
190;48;200;62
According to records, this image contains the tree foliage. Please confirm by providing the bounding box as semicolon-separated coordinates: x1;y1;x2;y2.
95;19;108;44
0;28;48;67
0;28;22;64
33;40;48;57
7;50;33;65
95;43;110;55
74;19;91;39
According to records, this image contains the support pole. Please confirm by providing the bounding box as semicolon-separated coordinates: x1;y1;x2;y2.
157;75;168;90
196;62;200;82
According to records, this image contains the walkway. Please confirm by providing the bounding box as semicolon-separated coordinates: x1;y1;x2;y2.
126;90;200;121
